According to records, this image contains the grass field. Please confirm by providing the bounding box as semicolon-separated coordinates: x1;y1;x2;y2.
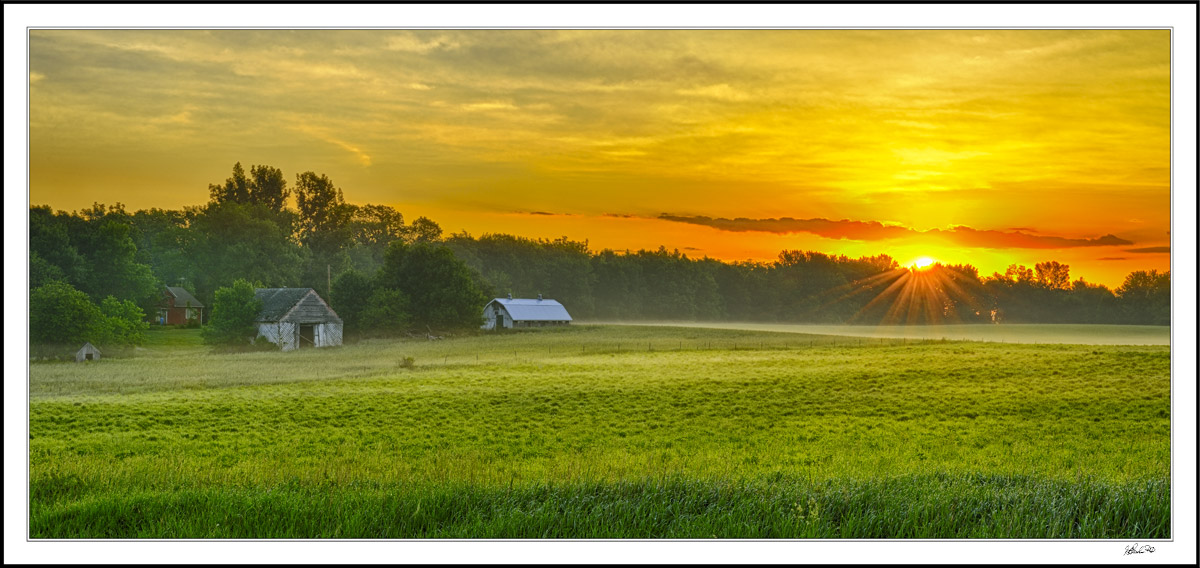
28;325;1171;538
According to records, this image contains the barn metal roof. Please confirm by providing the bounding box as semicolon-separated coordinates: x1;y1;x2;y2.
488;297;573;321
166;286;204;307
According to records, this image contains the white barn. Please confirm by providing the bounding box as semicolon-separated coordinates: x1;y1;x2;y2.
254;288;343;351
482;294;572;330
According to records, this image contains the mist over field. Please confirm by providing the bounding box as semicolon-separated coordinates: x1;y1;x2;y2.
581;322;1172;346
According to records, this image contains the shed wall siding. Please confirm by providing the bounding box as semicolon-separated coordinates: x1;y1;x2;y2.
257;321;341;350
315;323;343;347
258;322;298;351
481;304;514;330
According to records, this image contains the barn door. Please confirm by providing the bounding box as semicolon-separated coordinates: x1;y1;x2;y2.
299;324;315;347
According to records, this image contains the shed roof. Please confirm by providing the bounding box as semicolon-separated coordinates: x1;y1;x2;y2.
254;288;342;323
166;286;204;307
488;297;572;321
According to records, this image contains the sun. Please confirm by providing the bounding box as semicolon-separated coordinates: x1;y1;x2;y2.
911;256;936;270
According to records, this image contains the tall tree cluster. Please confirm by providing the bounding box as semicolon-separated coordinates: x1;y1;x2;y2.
333;241;488;335
29;203;156;351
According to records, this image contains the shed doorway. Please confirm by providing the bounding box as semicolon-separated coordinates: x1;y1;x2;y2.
299;324;315;348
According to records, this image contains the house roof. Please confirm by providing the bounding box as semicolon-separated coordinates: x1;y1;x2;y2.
488;297;572;321
254;288;342;324
166;286;204;307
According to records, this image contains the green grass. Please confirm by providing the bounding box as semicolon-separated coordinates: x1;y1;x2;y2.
29;325;1171;538
32;475;1167;539
140;327;205;350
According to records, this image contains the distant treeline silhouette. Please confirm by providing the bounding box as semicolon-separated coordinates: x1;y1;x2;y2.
30;163;1170;338
441;234;1169;326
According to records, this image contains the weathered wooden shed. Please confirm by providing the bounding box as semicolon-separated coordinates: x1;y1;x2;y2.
75;342;101;362
482;294;572;330
253;288;343;351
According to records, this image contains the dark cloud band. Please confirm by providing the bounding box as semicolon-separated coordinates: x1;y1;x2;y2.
657;214;1134;250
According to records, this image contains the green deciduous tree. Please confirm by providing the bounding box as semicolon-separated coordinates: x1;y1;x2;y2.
98;296;149;346
131;208;195;293
407;216;443;244
209;162;251;205
330;269;376;332
29;206;88;288
360;287;411;333
1066;278;1117;324
248;164;289;212
188;202;304;301
31;204;160;314
210;162;290;212
29;251;68;289
202;279;263;347
30;281;104;345
346;203;407;274
295;171;355;295
82;219;160;309
379;241;485;331
1116;269;1170;325
443;233;591;317
295;171;352;250
30;280;145;349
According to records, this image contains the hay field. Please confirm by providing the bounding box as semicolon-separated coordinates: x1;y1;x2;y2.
28;325;1170;538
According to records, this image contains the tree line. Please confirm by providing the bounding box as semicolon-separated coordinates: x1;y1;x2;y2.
441;234;1170;326
29;162;1171;351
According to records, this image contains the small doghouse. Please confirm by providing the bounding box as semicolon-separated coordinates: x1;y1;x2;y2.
75;342;101;362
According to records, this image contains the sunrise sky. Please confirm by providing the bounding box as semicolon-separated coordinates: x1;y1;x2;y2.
27;28;1172;288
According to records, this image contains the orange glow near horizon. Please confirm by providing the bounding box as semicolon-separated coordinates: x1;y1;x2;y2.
27;29;1172;289
911;257;937;271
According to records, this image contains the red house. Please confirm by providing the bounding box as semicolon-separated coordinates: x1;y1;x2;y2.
158;286;204;325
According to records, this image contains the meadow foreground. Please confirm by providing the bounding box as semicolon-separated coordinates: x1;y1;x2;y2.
29;325;1170;538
